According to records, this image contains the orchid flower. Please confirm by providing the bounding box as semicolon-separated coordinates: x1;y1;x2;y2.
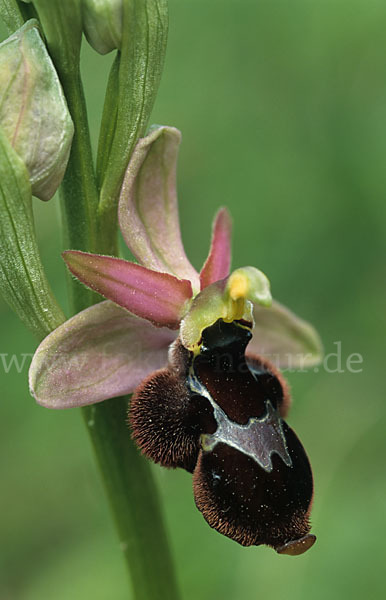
29;126;322;555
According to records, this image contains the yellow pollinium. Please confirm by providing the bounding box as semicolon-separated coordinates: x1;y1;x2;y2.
228;271;250;301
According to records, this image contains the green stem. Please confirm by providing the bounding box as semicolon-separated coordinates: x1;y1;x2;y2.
83;399;180;600
58;67;99;311
59;69;99;252
35;2;180;598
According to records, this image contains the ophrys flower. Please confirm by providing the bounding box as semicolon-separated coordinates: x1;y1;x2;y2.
29;126;322;554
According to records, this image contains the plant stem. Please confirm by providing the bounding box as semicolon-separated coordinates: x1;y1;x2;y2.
58;70;100;311
41;2;180;597
59;69;99;254
58;68;99;311
83;399;180;600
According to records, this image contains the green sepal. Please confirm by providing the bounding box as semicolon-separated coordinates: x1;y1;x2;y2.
0;127;65;339
249;300;324;369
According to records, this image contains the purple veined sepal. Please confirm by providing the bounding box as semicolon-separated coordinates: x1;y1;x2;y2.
119;126;201;293
129;318;316;554
119;127;234;296
29;300;176;409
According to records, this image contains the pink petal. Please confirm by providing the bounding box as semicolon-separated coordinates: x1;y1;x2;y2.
200;208;232;289
63;250;193;329
29;301;176;409
119;126;200;293
247;300;323;369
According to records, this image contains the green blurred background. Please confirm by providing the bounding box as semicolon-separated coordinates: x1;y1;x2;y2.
1;0;385;598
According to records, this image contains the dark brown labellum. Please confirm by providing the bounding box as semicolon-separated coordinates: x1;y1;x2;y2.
129;319;315;554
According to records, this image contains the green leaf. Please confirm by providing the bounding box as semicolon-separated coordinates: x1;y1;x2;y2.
29;1;99;310
96;53;119;190
97;0;169;255
0;127;65;339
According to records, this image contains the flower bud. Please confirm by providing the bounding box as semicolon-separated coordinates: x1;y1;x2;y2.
81;0;123;54
0;20;74;201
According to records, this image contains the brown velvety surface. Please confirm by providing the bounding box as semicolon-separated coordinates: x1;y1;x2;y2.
193;422;313;549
